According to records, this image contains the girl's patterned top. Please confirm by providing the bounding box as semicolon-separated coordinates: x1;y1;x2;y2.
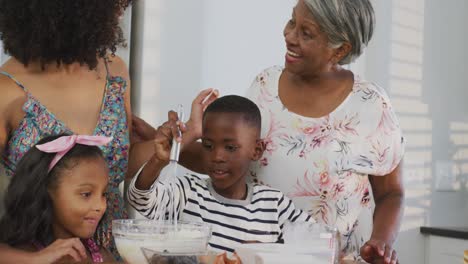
247;66;405;257
0;65;129;258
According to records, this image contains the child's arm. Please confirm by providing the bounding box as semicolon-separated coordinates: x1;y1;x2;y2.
127;164;191;220
127;115;190;220
132;110;183;190
0;244;37;264
276;194;315;243
277;193;315;227
0;238;87;264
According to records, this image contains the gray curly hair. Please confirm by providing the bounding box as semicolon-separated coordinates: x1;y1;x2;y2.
304;0;375;65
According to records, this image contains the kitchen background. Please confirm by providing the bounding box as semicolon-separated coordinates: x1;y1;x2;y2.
1;0;467;263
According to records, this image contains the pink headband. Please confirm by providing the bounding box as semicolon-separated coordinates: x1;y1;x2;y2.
35;135;113;172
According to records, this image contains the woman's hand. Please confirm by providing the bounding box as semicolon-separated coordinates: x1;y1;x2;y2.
360;238;398;264
214;252;241;264
130;88;218;144
184;88;219;141
35;238;87;264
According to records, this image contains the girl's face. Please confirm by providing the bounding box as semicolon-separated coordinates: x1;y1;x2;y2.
49;157;109;240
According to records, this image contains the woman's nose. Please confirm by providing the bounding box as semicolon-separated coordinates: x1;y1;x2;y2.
284;26;299;46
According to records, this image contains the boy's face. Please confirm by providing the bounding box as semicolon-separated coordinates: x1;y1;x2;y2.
49;157;109;240
202;112;263;199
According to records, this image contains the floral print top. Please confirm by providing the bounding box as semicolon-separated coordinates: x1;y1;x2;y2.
247;66;405;257
0;66;129;258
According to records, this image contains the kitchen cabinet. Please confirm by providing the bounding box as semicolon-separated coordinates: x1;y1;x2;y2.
421;227;468;264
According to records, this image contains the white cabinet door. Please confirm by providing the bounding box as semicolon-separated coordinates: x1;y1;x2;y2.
425;236;468;264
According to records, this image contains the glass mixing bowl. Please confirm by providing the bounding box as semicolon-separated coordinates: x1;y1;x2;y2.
113;219;211;264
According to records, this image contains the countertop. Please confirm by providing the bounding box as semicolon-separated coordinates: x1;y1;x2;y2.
420;226;468;240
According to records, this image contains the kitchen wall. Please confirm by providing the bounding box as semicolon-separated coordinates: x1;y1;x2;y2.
130;0;204;125
131;0;296;126
365;0;468;263
117;8;133;66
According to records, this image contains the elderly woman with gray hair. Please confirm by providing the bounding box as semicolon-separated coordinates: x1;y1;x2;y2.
243;0;405;263
132;0;404;263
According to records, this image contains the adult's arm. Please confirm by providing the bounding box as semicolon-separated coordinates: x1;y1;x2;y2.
0;71;15;162
106;55;137;179
129;89;218;176
0;245;35;264
178;89;218;173
361;163;404;264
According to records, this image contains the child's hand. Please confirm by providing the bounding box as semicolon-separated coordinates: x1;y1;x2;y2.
185;88;219;141
152;111;186;164
134;111;188;189
34;238;87;264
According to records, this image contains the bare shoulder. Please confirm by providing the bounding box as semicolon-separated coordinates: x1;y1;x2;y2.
0;65;27;152
0;68;26;106
0;59;28;102
106;54;130;81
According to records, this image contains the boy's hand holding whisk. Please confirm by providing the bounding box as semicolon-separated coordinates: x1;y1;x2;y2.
134;111;185;190
132;88;219;190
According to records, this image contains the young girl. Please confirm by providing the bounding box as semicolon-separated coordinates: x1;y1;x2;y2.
0;134;113;263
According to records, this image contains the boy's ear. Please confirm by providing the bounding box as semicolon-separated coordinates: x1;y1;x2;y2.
251;139;265;161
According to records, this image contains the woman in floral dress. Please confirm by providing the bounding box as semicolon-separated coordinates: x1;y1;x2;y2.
244;1;404;263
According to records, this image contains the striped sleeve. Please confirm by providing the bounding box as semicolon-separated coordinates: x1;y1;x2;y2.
276;193;315;242
127;163;192;220
277;194;315;227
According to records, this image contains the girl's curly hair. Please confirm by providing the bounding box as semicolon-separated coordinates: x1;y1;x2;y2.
0;0;133;69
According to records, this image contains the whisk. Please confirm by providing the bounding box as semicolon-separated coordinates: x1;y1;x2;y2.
154;105;184;228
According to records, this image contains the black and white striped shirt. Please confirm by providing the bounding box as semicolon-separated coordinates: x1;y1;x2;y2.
128;169;315;253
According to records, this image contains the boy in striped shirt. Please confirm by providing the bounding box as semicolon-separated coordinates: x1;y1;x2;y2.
128;95;314;253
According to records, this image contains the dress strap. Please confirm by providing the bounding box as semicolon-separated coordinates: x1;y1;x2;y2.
103;57;111;79
83;238;104;263
0;71;30;93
